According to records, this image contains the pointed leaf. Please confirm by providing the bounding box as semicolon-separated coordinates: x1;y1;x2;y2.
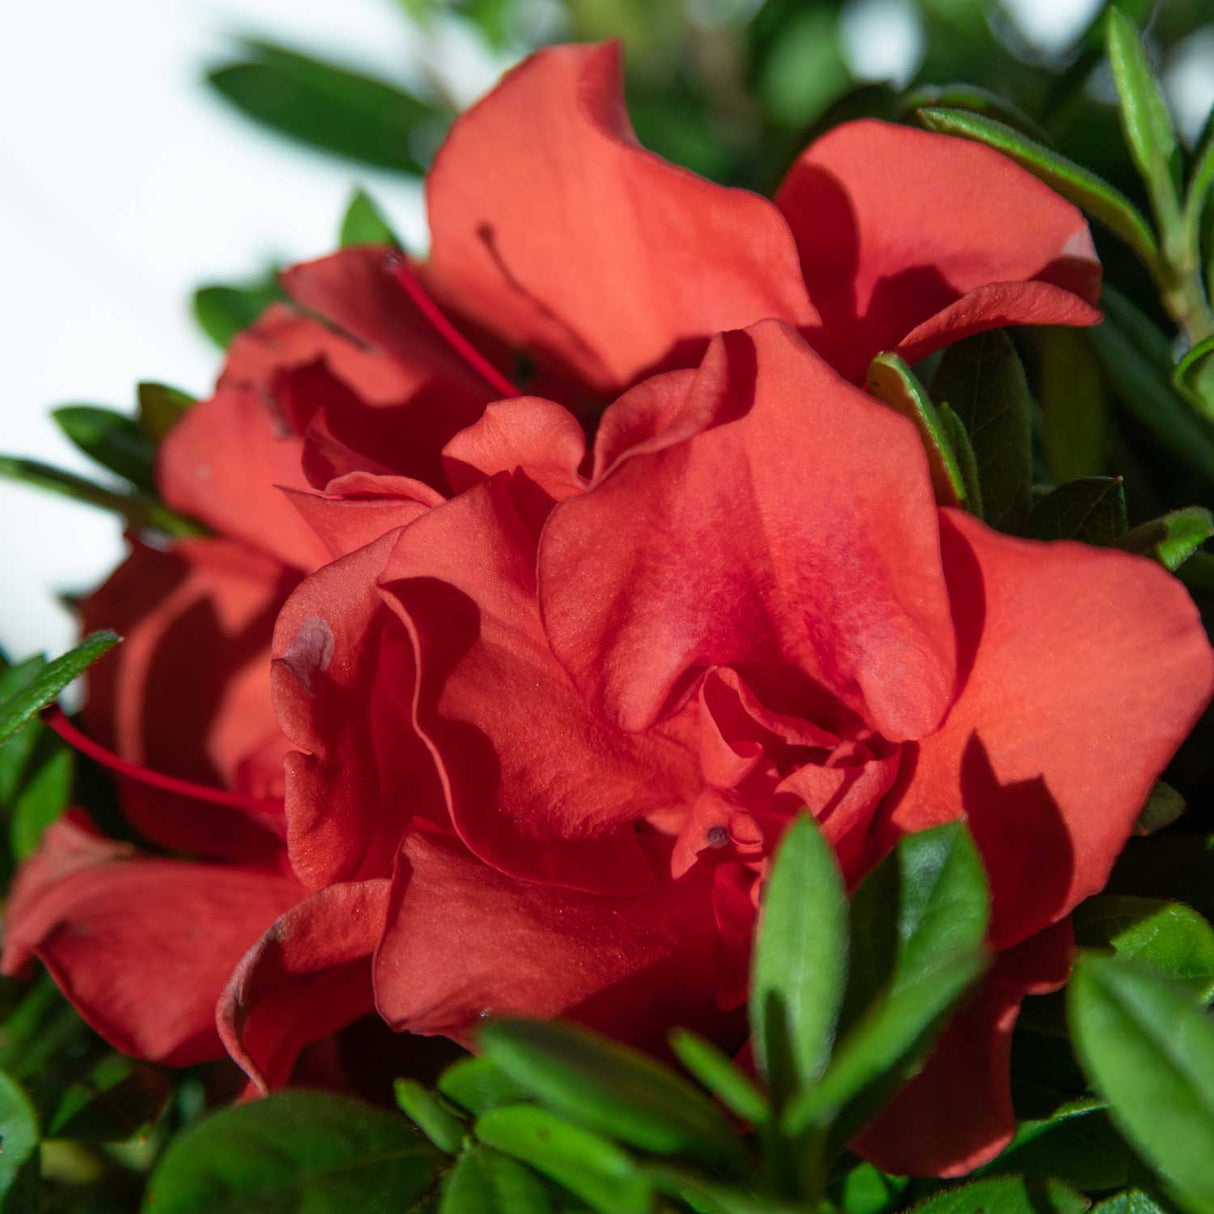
340;188;400;248
394;1079;466;1155
901;84;1048;140
0;1071;39;1213
1070;954;1214;1214
52;406;156;492
1133;781;1185;837
474;1105;651;1214
915;107;1159;271
932;330;1032;533
193;273;284;350
750;814;848;1107
0;659;47;805
1028;477;1127;544
477;1019;744;1170
137;382;196;444
144;1090;443;1213
0;633;120;748
668;1030;768;1125
440;1144;552;1214
10;743;72;860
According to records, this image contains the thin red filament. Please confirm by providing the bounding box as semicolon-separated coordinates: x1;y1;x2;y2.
43;707;278;816
385;253;522;400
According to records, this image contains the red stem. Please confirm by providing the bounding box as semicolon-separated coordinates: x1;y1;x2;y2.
385;253;521;400
43;707;278;816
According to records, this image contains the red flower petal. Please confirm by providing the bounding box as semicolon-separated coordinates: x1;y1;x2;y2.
81;537;294;862
374;832;741;1054
540;321;957;742
2;819;302;1066
378;476;697;895
881;510;1214;949
856;919;1074;1177
218;879;390;1091
776;120;1101;381
426;42;814;396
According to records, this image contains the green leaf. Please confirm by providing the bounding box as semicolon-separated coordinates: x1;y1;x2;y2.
0;1071;40;1213
193;273;284;350
1174;335;1214;420
842;821;990;1032
0;633;120;749
394;1078;466;1155
52;405;156;492
915;107;1160;271
10;743;72;860
439;1144;552;1214
668;1029;768;1125
1093;1187;1175;1214
340;188;400;248
1069;954;1214;1214
1028;477;1128;544
143;1090;443;1213
1037;328;1109;481
648;1162;793;1213
1119;507;1213;570
829;1158;909;1214
755;4;851;129
1073;896;1214;1003
750;814;848;1107
905;1175;1089;1214
0;658;47;806
1134;781;1187;836
478;1019;744;1170
1106;8;1179;217
207;40;441;175
937;405;983;517
474;1105;651;1214
437;1056;530;1116
0;455;204;537
1183;122;1214;253
137;382;196;444
1091;287;1214;484
781;948;988;1145
866;353;967;507
975;1099;1131;1191
45;1053;168;1142
900;83;1048;140
931;330;1032;533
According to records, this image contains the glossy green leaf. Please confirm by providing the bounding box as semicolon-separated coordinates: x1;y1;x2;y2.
137;382;196;444
438;1055;530;1116
0;633;120;748
1028;477;1128;544
474;1105;651;1214
900;83;1047;139
750;814;848;1107
0;659;46;805
439;1144;551;1214
45;1053;169;1142
842;821;990;1032
1073;896;1214;1003
0;455;204;537
1037;327;1109;481
478;1019;744;1169
1106;8;1179;215
0;1071;39;1213
1070;954;1214;1214
1175;335;1214;420
668;1029;768;1125
52;405;156;492
193;273;284;350
937;404;983;517
1119;507;1213;570
1133;781;1186;836
207;40;440;174
866;353;966;507
340;188;400;248
393;1078;465;1154
915;107;1160;270
144;1090;442;1213
10;743;72;860
906;1175;1089;1214
932;330;1032;533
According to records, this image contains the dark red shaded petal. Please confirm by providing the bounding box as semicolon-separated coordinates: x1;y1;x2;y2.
1;818;302;1066
218;879;390;1091
540;321;956;742
377;476;698;896
856;919;1074;1177
273;529;439;889
81;537;294;862
776;119;1101;381
426;42;814;396
881;510;1214;949
374;832;741;1054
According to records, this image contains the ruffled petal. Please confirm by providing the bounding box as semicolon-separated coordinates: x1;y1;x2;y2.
1;818;302;1066
374;832;741;1054
80;537;294;862
426;42;814;396
880;510;1214;949
377;476;698;896
540;321;956;742
776;119;1101;381
218;880;390;1091
856;919;1074;1177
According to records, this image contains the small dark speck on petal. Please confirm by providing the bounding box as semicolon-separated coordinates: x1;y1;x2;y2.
284;617;335;695
707;826;730;848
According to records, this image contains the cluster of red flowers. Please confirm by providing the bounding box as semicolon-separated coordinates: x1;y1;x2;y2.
4;43;1210;1178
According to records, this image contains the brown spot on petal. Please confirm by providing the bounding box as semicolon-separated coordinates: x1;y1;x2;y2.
284;616;335;695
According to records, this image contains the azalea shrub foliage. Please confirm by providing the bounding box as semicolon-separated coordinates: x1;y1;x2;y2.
5;3;1214;1214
